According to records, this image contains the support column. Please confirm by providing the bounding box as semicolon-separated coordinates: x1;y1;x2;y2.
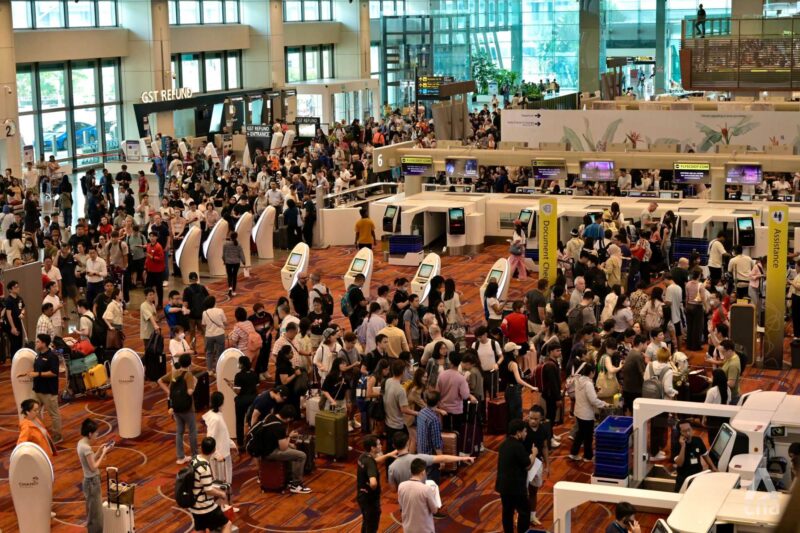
655;0;666;93
0;2;21;172
242;0;284;89
334;0;368;79
579;0;602;93
119;0;173;140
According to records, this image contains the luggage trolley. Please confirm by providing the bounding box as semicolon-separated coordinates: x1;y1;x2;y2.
62;350;110;401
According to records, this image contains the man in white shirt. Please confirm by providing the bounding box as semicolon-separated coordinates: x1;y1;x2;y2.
266;182;284;212
420;325;455;366
727;245;753;299
565;229;584;264
22;162;37;192
617;168;632;190
42;256;62;297
308;273;331;312
663;273;684;342
707;231;727;286
569;277;586;311
85;247;108;307
184;202;204;228
150;133;162;158
640;202;658;227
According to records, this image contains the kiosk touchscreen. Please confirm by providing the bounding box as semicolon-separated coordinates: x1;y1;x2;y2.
11;348;36;419
235;212;254;269
519;208;536;239
479;258;510;303
216;348;243;438
383;205;400;233
252;205;276;259
707;423;749;471
448;207;466;235
10;442;54;533
411;253;441;304
176;225;201;285
203;218;230;277
651;519;674;533
736;217;756;247
344;247;373;296
110;348;145;439
281;242;310;292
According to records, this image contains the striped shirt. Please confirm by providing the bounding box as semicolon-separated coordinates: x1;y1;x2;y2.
416;407;443;455
190;458;218;515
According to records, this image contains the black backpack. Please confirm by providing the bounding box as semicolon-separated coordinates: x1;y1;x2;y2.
175;458;200;508
169;374;193;413
313;288;334;316
83;313;106;349
245;418;281;458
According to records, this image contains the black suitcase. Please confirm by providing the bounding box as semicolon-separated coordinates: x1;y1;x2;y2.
295;434;316;474
792;340;800;369
274;227;288;250
192;370;210;411
69;373;87;395
144;332;166;382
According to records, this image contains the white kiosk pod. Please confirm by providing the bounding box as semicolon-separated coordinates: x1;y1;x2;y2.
344;247;373;296
252;205;276;260
176;225;202;285
281;242;310;292
203;219;230;277
479;258;510;303
236;212;254;271
10;442;54;533
11;348;36;419
411;253;441;305
110;348;145;439
216;348;243;438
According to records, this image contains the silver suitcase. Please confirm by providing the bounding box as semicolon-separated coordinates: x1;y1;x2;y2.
103;467;135;533
305;394;321;427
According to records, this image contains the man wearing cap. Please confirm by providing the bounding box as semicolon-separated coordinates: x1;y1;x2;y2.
566;229;583;264
249;385;289;429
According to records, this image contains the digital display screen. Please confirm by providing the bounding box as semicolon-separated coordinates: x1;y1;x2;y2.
209;103;225;132
660;191;680;199
489;269;503;282
532;159;567;180
448;207;466;235
384;206;397;219
298;123;316;137
418;264;433;278
416;75;455;100
288;253;302;266
449;208;464;221
518;210;532;224
580;160;615;181
446;158;478;177
250;99;263;124
740;194;752;201
651;519;674;533
401;156;434;176
737;217;754;232
726;163;763;184
673;161;710;183
711;424;733;461
351;258;366;273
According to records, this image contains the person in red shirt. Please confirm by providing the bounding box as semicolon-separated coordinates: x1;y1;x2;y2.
145;231;166;308
501;300;530;357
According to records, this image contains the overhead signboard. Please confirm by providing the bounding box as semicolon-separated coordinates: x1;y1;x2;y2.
401;155;434;177
673;161;710;182
140;87;193;103
416;75;455;100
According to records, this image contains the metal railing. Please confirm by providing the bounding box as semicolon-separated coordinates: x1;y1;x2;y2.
322;181;399;209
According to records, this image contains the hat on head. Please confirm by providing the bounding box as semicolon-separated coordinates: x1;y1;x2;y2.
503;341;521;353
570;228;579;237
322;327;336;340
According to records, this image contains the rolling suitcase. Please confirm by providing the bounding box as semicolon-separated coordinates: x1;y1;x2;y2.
69;373;87;395
258;459;288;492
103;467;135;533
144;332;166;381
315;409;349;460
305;395;321;427
441;431;459;473
460;401;483;457
295;433;317;474
487;397;508;435
84;363;109;389
193;370;210;411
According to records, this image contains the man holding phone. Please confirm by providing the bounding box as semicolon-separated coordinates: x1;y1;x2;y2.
605;502;641;533
673;419;715;492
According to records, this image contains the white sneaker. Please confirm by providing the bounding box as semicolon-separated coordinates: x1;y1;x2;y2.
162;280;169;287
352;418;361;429
650;451;667;462
567;454;581;461
348;420;355;432
550;438;561;448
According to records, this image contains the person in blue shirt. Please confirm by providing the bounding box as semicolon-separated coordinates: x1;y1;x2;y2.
416;390;445;484
582;213;604;241
605;502;641;533
164;290;186;338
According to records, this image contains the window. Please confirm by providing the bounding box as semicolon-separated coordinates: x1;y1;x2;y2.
283;0;332;21
284;44;334;82
11;0;116;29
16;59;123;168
370;0;405;18
168;0;239;24
171;50;241;93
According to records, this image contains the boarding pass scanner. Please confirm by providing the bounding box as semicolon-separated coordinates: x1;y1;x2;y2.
204;218;229;277
281;242;310;292
252;205;276;259
344;247;373;296
480;258;511;303
411;253;441;305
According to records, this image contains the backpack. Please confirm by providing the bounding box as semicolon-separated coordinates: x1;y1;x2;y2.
175;458;200;508
245;418;282;458
567;304;588;333
597;239;609;263
246;329;264;356
313;288;334;316
641;362;670;399
83;313;107;349
341;285;357;316
169;374;193;413
184;284;208;319
531;359;556;390
565;362;587;396
355;315;369;346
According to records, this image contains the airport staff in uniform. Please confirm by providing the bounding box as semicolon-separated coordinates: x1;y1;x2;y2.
673;419;715;492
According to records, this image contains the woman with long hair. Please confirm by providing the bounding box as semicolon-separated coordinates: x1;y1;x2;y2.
223;231;245;296
569;364;609;461
405;367;428;453
202;391;234;483
600;284;622;323
201;296;227;375
425;341;451;388
229;306;258;364
641;286;665;334
229;355;258;447
366;358;391;434
612;292;634;337
442;278;465;344
508;220;528;280
484;280;504;331
703;368;732;443
499;343;538;421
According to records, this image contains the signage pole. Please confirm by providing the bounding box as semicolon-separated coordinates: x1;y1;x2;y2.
538;198;558;286
764;206;788;367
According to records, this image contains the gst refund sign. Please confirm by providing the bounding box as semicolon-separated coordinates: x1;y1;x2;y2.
141;87;194;104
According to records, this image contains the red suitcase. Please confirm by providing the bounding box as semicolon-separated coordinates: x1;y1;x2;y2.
258;459;288;492
487;397;508;435
441;431;459;473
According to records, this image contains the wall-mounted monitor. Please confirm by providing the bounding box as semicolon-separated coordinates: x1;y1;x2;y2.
725;163;763;185
673;161;710;183
580;160;615;181
532;159;567;181
445;158;479;177
351;258;366;273
448;207;466;235
418;264;434;278
288;252;302;267
209;103;225;132
401;156;434;176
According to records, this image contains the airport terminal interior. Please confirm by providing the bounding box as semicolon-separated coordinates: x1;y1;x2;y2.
4;1;800;532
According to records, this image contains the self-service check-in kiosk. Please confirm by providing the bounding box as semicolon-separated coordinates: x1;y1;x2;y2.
235;212;253;271
110;348;145;439
216;348;243;438
11;348;36;418
383;205;400;233
448;207;466;235
10;442;54;533
479;258;511;303
176;225;202;285
735;216;756;247
281;242;310;292
252;205;276;259
204;219;230;277
344;247;373;296
411;253;441;305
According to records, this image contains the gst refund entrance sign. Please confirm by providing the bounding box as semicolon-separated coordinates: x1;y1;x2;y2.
141;87;194;103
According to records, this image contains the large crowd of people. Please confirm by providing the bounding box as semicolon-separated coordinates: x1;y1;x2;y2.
4;98;796;533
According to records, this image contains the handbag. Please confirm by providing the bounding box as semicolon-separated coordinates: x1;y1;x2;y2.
106;328;125;350
292;369;310;396
595;356;620;398
107;467;136;507
367;398;386;421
